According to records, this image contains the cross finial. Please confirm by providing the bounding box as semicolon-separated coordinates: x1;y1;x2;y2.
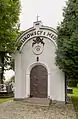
37;14;39;22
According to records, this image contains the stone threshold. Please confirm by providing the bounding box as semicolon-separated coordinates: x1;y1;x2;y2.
14;98;65;106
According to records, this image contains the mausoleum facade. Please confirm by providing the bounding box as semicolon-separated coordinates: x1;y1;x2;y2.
14;21;65;102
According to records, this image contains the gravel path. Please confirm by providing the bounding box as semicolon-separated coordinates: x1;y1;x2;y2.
0;100;77;119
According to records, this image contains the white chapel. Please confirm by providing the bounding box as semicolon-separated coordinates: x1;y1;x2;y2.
14;21;65;102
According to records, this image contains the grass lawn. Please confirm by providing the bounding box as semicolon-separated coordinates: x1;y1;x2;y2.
68;87;78;117
0;98;13;103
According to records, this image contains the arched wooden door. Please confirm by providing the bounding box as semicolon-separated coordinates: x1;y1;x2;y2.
30;65;48;98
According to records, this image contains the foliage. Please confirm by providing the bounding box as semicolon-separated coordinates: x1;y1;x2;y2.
68;87;78;97
0;98;13;103
0;0;20;83
56;0;78;80
68;87;78;117
67;79;78;87
0;0;20;51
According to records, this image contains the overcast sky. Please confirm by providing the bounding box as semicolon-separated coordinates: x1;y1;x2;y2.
20;0;67;31
5;0;67;80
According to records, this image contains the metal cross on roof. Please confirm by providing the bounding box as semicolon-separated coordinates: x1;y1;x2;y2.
37;14;39;22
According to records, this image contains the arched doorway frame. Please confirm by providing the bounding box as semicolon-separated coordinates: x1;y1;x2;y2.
26;62;50;98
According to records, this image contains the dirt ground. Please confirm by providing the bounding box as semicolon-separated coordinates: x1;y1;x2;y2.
0;100;77;119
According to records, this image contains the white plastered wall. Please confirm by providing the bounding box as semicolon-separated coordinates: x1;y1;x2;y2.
15;36;65;101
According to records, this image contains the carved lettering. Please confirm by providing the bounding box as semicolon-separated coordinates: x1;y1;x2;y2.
43;32;46;35
27;34;30;39
30;32;34;37
51;34;55;39
20;30;56;45
47;32;52;37
37;31;41;35
53;36;57;40
22;36;27;43
34;31;36;35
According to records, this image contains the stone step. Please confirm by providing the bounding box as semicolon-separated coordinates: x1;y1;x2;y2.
23;98;51;106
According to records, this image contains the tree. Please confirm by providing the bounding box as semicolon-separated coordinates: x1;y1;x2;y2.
56;0;78;83
0;0;20;83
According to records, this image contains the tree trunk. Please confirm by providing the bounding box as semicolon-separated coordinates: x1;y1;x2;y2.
0;52;5;84
65;72;67;104
1;56;4;84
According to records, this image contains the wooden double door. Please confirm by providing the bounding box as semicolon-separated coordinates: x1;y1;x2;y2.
30;65;48;98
